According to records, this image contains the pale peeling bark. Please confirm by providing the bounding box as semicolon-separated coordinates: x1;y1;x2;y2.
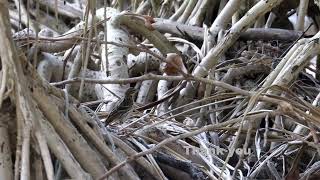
127;49;161;76
177;0;197;24
208;0;241;39
188;0;212;26
95;7;178;113
95;8;131;113
156;79;172;115
169;0;188;21
136;80;158;104
297;0;310;31
188;0;203;23
136;0;151;15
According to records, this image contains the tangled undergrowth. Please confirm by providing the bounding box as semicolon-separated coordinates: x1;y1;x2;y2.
1;0;320;180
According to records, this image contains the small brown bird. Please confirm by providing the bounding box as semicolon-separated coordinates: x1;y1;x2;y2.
104;87;137;124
